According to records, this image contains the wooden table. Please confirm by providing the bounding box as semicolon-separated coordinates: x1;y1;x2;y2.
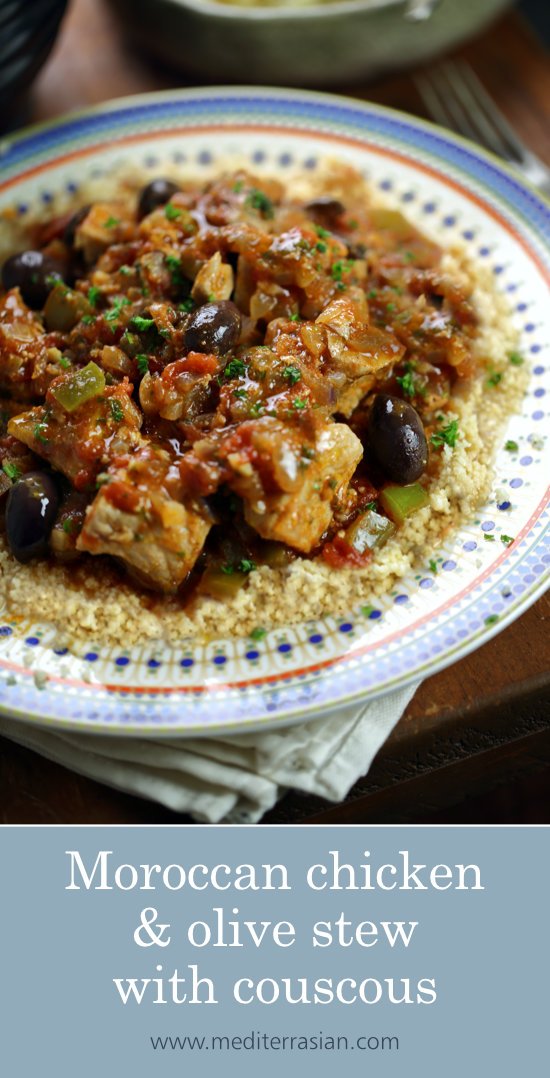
1;0;548;824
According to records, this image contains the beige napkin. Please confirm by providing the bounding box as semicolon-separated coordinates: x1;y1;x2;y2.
0;682;419;822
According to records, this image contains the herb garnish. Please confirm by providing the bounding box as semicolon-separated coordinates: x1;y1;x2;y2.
105;297;131;323
508;351;524;366
245;189;275;219
222;558;257;575
223;358;247;380
504;440;518;452
130;315;155;333
87;286;101;307
430;419;459;448
283;365;301;385
33;421;49;445
164;203;182;221
103;216;119;229
136;355;149;375
486;370;503;387
109;400;124;424
2;460;20;481
165;254;185;288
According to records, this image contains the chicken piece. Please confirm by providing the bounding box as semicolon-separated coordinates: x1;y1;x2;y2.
74;203;135;265
316;292;405;380
77;444;211;592
237;420;362;551
140;353;218;421
0;289;60;399
191;252;234;303
8;377;143;490
188;415;362;553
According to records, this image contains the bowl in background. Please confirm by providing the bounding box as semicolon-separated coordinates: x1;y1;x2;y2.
107;0;512;87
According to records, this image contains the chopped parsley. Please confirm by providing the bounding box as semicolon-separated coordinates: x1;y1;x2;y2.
238;558;256;574
289;313;300;322
222;558;257;575
179;298;195;313
58;356;72;370
386;302;396;312
223;358;247;380
87;286;101;307
367;289;378;299
2;460;20;481
165;254;185;287
403;251;416;262
232;179;244;194
486;370;503;387
119;265;132;276
331;259;353;282
315;241;327;253
505;440;519;452
249;402;265;418
292;398;307;411
501;534;515;545
233;387;248;400
245;189;275;219
249;627;267;641
164;202;182;221
484;533;495;542
103;216;119;229
109;400;124;424
365;500;377;511
396;370;416;397
105;297;131;323
301;446;316;460
130;315;155;333
430;418;459;448
283;365;301;385
62;519;76;535
33;421;49;445
429;559;438;574
136;354;149;375
508;351;524;366
81;315;96;326
485;614;498;626
315;225;329;239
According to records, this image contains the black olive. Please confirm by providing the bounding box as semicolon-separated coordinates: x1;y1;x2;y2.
305;196;345;225
137;178;181;219
63;204;91;247
183;301;242;356
368;394;428;485
1;250;64;309
6;472;60;563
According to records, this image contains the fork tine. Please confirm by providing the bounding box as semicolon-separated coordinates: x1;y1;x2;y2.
441;61;521;162
415;73;456;130
417;61;550;197
451;61;527;163
422;67;487;146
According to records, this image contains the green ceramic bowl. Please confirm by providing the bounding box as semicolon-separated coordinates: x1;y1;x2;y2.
108;0;511;87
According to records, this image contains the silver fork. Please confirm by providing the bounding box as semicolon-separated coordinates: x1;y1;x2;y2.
416;60;550;199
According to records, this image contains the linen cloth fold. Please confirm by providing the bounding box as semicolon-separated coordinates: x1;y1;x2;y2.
0;681;419;823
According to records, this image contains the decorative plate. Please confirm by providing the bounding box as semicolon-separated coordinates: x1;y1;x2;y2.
0;88;548;736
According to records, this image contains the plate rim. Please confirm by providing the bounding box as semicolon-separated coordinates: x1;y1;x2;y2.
0;85;548;736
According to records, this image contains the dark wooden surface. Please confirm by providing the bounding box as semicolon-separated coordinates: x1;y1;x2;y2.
0;0;548;824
